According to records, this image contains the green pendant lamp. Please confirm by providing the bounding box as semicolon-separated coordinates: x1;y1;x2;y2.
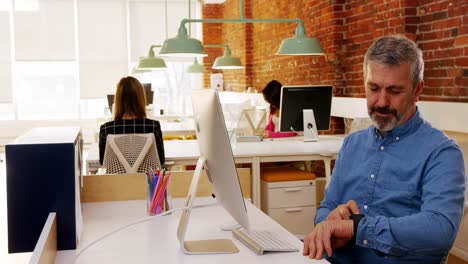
137;45;167;69
276;24;324;55
187;58;205;73
212;46;244;69
186;44;244;72
162;0;324;57
159;24;207;57
131;67;151;74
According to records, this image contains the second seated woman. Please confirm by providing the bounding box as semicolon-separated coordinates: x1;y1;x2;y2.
261;80;298;138
98;76;165;167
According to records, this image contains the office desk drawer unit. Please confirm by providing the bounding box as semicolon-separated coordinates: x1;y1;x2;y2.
261;179;316;237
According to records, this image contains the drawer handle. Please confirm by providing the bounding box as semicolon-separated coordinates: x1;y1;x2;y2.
284;187;302;192
285;208;303;213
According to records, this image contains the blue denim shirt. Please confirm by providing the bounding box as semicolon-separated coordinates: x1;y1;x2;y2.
316;110;466;264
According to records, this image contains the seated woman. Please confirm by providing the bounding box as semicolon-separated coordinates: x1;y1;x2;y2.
98;76;165;166
261;80;297;138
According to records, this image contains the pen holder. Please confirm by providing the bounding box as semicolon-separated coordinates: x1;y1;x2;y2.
146;188;169;216
146;186;156;216
146;169;171;216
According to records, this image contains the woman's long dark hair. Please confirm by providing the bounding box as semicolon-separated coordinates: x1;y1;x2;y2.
113;76;147;120
261;80;283;114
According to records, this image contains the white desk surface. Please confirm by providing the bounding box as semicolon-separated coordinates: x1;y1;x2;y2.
87;135;343;165
159;119;195;136
55;198;329;264
12;126;81;144
164;136;343;163
86;136;344;207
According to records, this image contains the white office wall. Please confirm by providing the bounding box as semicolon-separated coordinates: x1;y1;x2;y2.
331;96;468;133
0;63;12;103
0;9;11;60
0;7;12;102
417;101;468;133
128;0;200;63
77;0;129;99
129;1;166;63
14;0;75;61
166;1;199;40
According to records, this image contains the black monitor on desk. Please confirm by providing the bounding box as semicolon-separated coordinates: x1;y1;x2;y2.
279;85;333;141
143;83;153;105
107;94;115;113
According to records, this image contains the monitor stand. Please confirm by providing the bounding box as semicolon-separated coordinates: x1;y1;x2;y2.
303;109;319;142
177;157;240;254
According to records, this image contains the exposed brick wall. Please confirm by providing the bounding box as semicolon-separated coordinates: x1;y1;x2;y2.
219;0;249;91
202;4;224;87
338;1;408;96
202;0;468;134
418;1;468;101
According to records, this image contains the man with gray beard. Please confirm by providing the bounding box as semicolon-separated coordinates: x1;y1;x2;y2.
303;35;466;264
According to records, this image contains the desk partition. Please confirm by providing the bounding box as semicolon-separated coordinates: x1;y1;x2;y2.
6;127;82;253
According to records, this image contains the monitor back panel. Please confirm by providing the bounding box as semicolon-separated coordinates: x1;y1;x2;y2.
279;85;333;132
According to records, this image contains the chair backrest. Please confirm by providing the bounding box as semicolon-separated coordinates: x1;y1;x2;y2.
235;108;267;136
102;133;161;174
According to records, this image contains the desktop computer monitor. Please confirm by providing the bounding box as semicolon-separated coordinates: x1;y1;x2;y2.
143;83;153;105
279;85;332;141
177;88;250;254
107;94;115;113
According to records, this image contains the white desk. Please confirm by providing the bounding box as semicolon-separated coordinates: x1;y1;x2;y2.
159;118;196;138
86;136;344;208
54;198;329;264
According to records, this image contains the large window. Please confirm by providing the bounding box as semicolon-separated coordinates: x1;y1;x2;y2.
1;0;202;120
133;59;196;117
15;62;79;120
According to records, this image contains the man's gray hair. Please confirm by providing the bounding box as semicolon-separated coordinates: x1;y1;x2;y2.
363;35;424;88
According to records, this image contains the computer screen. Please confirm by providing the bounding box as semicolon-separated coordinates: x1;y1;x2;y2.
106;94;115;113
177;88;250;254
279;85;333;132
142;83;153;105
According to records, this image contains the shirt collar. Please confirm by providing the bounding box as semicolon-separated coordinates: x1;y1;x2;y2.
372;107;423;140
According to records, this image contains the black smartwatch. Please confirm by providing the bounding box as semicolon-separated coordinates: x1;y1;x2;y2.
350;214;365;244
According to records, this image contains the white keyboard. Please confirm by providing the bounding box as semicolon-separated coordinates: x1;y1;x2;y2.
232;228;299;255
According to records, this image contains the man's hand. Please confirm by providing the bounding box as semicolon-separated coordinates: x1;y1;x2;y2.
327;200;360;221
303;220;354;259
